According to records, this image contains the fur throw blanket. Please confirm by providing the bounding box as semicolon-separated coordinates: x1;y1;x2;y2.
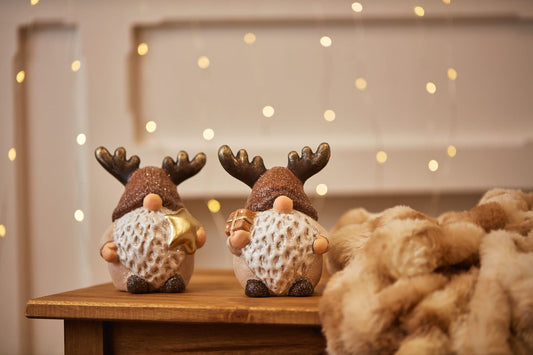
320;188;533;354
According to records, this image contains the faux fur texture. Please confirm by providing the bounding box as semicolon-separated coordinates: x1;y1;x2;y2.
320;188;533;354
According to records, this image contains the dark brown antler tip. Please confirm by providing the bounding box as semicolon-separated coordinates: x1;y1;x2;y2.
95;146;140;185
162;151;206;186
287;142;331;184
218;145;267;188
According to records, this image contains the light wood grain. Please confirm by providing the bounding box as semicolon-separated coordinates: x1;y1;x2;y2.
26;269;325;326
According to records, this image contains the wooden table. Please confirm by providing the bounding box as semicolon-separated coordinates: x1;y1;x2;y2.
26;269;327;354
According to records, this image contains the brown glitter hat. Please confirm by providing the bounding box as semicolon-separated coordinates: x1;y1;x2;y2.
245;167;317;220
218;143;330;221
95;147;207;221
112;167;184;221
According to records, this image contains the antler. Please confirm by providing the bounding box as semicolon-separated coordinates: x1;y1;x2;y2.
287;142;331;184
218;145;267;188
95;146;140;185
162;151;207;186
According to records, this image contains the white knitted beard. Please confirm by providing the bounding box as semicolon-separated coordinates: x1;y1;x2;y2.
113;207;186;290
242;209;319;295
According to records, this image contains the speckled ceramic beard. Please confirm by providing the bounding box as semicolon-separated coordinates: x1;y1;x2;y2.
242;209;321;295
113;207;186;290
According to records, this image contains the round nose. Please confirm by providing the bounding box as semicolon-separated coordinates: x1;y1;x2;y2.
273;195;293;214
143;193;163;211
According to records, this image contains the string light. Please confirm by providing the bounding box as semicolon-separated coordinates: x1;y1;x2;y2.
76;133;87;146
316;183;328;196
426;82;437;94
137;43;148;56
447;68;458;81
0;224;6;238
74;209;85;222
8;148;16;162
355;78;367;91
262;105;275;118
16;70;25;83
71;60;81;72
351;2;363;13
428;159;439;172
145;120;157;133
323;109;336;122
376;151;387;164
243;32;256;44
30;0;39;5
203;128;215;141
320;36;332;48
414;6;425;17
197;56;210;69
207;199;221;213
447;145;457;157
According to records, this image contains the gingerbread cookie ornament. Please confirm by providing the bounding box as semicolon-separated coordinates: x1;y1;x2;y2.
95;147;206;293
219;143;331;297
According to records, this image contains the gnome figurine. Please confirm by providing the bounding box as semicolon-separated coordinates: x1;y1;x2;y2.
96;147;206;293
219;143;331;297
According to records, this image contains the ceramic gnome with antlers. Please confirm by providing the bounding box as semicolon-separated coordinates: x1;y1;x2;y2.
96;147;206;293
219;143;331;297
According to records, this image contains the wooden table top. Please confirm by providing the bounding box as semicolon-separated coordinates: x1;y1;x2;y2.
26;269;325;326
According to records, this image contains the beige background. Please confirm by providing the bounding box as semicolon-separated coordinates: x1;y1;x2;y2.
1;0;533;353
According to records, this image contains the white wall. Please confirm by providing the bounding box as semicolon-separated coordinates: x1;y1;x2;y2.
1;0;532;353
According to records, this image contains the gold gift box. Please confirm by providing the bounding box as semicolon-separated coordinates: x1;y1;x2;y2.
225;209;256;236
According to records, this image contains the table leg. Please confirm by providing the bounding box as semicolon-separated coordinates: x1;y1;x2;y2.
64;320;105;355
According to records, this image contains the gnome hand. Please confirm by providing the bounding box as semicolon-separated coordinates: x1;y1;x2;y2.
196;227;206;249
101;241;119;263
228;230;251;252
313;235;329;255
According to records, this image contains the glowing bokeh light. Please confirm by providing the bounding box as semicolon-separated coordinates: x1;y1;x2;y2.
355;78;367;91
376;151;387;164
447;68;458;81
262;105;275;118
207;199;221;213
137;43;148;56
145;121;157;133
0;224;5;238
71;60;81;72
428;159;439;172
74;209;85;222
316;183;328;196
320;36;332;48
351;2;363;13
324;110;336;122
426;82;437;94
203;128;215;141
414;6;425;17
198;56;210;69
447;145;457;158
76;133;87;146
8;148;17;162
244;32;256;44
16;70;25;83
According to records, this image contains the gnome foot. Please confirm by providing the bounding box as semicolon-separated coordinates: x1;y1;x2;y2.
288;278;314;297
245;279;270;297
127;275;150;294
160;274;186;293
